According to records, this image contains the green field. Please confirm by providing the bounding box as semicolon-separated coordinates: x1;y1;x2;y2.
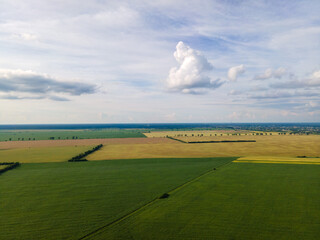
0;129;146;141
0;157;233;240
0;165;8;170
87;163;320;240
0;146;94;163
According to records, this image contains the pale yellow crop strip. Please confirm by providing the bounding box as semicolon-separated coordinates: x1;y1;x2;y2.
233;160;320;165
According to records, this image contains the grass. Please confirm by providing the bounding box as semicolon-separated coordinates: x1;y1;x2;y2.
88;163;320;240
0;157;234;240
88;135;320;160
0;146;94;163
0;129;146;142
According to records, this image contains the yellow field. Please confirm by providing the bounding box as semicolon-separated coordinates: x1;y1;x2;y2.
234;156;320;165
175;134;303;142
0;137;172;150
144;130;284;138
0;145;94;163
87;135;320;160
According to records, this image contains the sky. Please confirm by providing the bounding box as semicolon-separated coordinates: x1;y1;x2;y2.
0;0;319;124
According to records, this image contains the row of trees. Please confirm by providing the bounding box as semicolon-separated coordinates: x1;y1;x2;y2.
0;162;20;175
49;136;79;140
68;144;103;162
167;132;304;138
6;138;36;141
3;136;81;141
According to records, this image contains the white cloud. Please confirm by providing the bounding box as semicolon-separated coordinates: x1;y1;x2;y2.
0;1;319;123
254;67;286;80
306;101;318;108
73;7;140;29
311;70;320;82
227;64;245;81
271;69;320;89
0;69;97;101
16;33;38;41
273;67;287;78
164;112;176;121
166;41;223;93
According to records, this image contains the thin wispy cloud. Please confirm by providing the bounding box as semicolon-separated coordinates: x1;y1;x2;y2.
254;67;286;80
271;70;320;89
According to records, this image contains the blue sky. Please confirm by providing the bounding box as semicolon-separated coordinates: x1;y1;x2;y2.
0;0;319;123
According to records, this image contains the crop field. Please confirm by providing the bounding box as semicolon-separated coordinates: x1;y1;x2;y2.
0;146;94;163
235;156;320;164
0;137;174;150
0;129;146;142
87;135;320;160
1;127;319;239
0;157;234;240
86;163;320;240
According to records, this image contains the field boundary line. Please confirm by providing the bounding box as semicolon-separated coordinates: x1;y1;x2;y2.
166;136;256;144
78;158;236;240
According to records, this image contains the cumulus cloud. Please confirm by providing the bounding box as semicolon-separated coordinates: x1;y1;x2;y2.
271;70;320;89
0;69;97;101
254;67;286;80
227;64;245;81
166;41;224;94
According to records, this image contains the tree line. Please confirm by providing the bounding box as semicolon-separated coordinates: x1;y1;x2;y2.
68;144;103;162
0;162;20;175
